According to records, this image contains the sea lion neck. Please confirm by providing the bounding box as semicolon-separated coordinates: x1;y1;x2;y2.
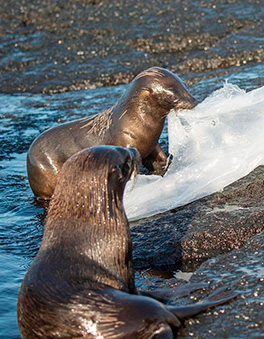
41;159;135;293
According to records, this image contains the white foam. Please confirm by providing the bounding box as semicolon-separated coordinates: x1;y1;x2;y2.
124;82;264;220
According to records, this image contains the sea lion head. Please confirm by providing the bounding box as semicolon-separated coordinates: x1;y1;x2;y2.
47;145;140;223
133;67;197;113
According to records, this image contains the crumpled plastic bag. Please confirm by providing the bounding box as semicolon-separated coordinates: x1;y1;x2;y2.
124;82;264;221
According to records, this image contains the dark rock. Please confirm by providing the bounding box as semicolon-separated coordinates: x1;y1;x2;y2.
1;0;264;94
177;231;264;338
181;166;264;265
131;166;264;271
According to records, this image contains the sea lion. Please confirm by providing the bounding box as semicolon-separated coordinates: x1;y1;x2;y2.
18;145;237;338
27;67;197;199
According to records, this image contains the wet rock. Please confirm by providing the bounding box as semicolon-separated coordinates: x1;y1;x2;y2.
177;231;264;338
181;166;264;265
131;166;264;271
0;0;263;93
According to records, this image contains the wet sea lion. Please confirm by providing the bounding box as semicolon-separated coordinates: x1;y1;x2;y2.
18;145;237;338
27;67;197;199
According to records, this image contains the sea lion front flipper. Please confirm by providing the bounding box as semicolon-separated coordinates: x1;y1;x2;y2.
142;143;169;175
140;282;208;304
167;286;239;321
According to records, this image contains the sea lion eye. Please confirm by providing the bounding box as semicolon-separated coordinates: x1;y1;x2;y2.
142;87;152;92
140;88;152;98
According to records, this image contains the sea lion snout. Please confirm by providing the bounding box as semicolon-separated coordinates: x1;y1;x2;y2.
71;145;140;179
109;147;141;184
175;93;197;110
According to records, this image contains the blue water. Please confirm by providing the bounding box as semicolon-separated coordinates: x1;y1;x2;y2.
0;86;124;338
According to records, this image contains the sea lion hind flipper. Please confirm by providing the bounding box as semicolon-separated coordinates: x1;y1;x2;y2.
201;285;240;303
98;289;181;338
139;282;208;304
168;286;239;321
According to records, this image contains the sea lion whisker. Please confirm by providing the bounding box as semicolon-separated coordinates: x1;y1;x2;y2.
118;109;128;120
161;112;169;119
163;154;173;173
80;118;95;129
127;175;138;193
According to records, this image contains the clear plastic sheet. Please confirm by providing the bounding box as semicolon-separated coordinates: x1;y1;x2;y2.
124;83;264;220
